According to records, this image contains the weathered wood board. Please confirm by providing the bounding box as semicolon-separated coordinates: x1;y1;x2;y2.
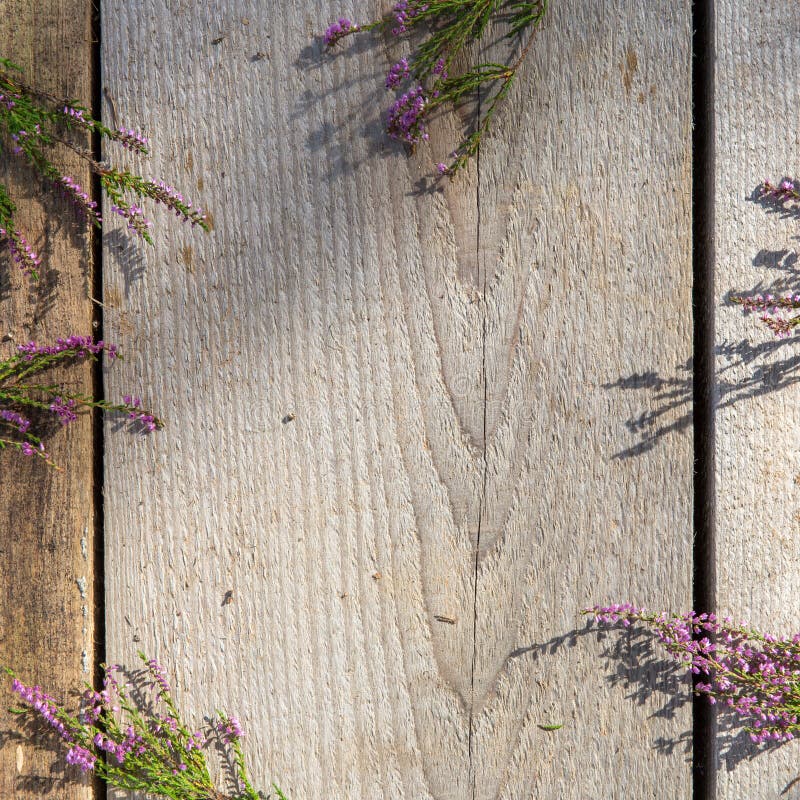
102;1;693;797
716;3;800;797
0;3;95;799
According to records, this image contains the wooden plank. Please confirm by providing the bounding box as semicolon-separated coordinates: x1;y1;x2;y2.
0;3;95;799
102;1;692;797
471;3;693;796
716;4;800;798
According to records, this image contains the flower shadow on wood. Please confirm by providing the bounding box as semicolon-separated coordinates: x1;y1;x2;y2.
0;712;77;795
512;620;792;776
103;227;145;298
294;38;394;182
605;245;800;459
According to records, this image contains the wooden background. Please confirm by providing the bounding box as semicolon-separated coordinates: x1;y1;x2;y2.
1;1;799;798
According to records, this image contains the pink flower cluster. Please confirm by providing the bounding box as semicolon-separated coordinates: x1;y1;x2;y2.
0;408;30;433
588;605;800;744
116;126;149;152
185;730;207;751
93;726;146;765
60;175;100;222
148;179;206;226
387;85;429;145
50;397;78;425
323;17;359;46
123;396;159;432
0;227;42;277
65;745;96;772
733;293;800;338
217;715;244;743
391;1;429;36
759;178;800;202
386;58;410;89
145;657;171;695
5;654;261;794
62;105;88;125
80;664;121;725
111;202;153;238
20;441;49;459
17;335;118;361
11;678;72;741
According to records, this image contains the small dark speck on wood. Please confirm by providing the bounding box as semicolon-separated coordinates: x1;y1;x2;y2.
282;413;296;424
222;590;234;606
434;614;456;625
212;34;226;45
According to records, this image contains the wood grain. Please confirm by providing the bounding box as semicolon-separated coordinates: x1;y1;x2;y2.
102;1;693;797
0;3;95;799
716;4;800;797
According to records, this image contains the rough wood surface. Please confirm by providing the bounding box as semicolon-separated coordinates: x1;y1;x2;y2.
0;4;95;799
716;4;800;797
102;2;693;797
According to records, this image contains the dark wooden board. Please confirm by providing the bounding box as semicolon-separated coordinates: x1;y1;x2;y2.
0;3;95;798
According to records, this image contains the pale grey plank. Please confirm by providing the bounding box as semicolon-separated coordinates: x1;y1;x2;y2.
102;2;692;798
716;3;800;797
472;3;693;797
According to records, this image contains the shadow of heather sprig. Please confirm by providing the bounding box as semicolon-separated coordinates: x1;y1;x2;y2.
103;227;146;297
606;223;800;457
514;618;795;774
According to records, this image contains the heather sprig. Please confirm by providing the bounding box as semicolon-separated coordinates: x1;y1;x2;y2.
321;0;548;177
585;605;800;744
0;56;208;279
0;334;161;467
731;178;800;337
5;654;274;800
731;292;800;339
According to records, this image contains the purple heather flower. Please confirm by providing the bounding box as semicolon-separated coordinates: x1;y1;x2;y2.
146;658;171;695
146;179;207;227
65;745;96;773
391;1;429;35
50;397;78;425
733;293;800;338
323;17;359;47
20;441;49;460
0;227;42;277
0;409;31;433
62;105;88;124
217;714;244;743
759;178;800;201
111;202;153;238
17;335;118;361
386;85;429;145
116;126;149;152
124;396;158;433
589;605;800;744
386;58;410;89
60;175;101;223
11;678;72;741
186;730;206;750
